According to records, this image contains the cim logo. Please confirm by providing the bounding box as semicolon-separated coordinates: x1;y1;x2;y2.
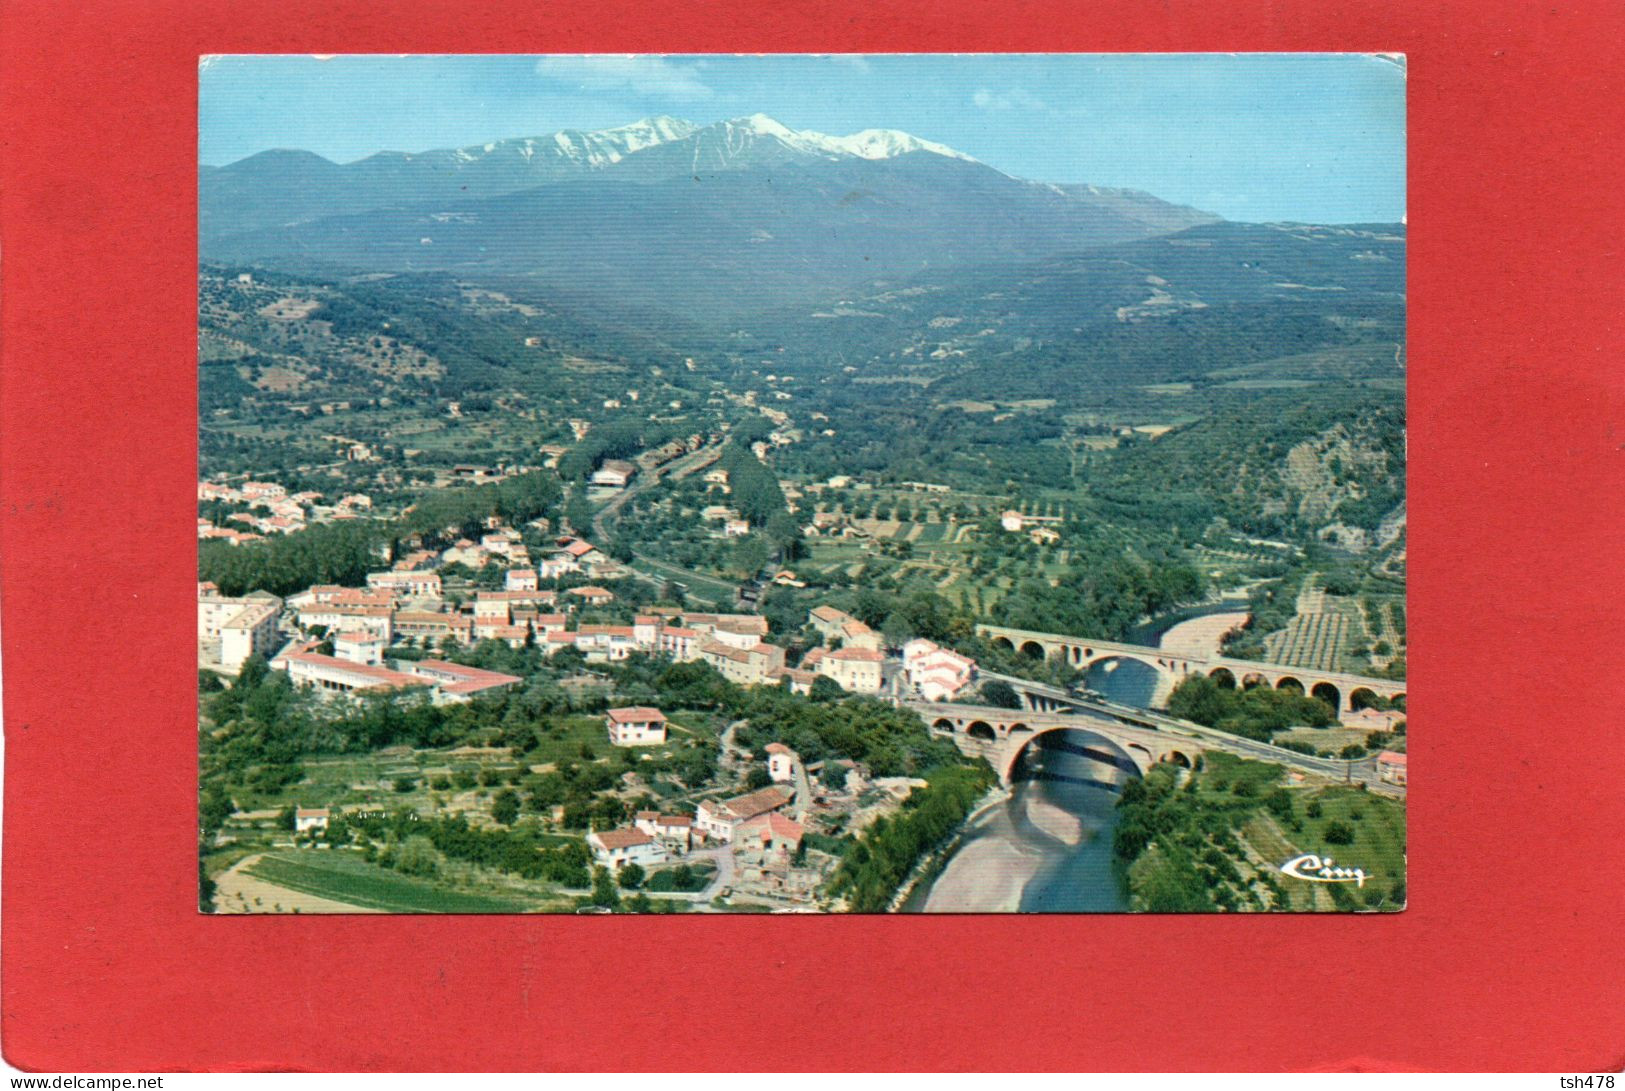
1279;853;1370;888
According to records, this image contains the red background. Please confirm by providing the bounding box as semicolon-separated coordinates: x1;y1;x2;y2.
3;0;1623;1072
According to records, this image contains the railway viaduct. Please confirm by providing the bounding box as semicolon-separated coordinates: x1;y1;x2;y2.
909;700;1213;785
975;624;1406;714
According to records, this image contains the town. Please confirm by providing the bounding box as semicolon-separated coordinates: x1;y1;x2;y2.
196;79;1407;915
199;438;1407;915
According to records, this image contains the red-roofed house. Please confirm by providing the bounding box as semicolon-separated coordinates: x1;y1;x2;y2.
1377;751;1408;786
634;812;694;851
587;827;666;870
605;707;668;747
699;639;786;686
695;785;793;843
736;812;804;857
505;568;538;592
803;645;884;694
294;807;330;834
567;585;615;605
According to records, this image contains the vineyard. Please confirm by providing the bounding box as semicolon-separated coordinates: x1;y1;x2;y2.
1263;611;1353;672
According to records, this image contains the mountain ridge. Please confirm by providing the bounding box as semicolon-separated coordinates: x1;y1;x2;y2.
200;113;1217;246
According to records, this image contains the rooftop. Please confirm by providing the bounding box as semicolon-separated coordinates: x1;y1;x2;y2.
606;706;667;724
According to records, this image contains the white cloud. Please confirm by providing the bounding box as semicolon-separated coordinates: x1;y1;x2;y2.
972;87;1048;112
535;55;712;99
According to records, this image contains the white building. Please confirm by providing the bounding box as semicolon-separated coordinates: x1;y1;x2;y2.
294;807;330;834
902;639;978;702
765;743;798;784
695;785;794;844
633;811;694;851
366;570;442;599
587;828;667;871
590;459;637;488
198;588;283;672
801;646;884;694
605;707;668;747
333;630;385;666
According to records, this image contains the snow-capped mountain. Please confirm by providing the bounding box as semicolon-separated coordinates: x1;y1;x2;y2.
201;115;984;238
201;113;1222;317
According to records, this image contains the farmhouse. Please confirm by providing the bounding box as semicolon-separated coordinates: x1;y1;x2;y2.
605;706;668;747
634;812;694;851
587;828;666;871
736;812;804;858
695;785;794;843
294;807;329;834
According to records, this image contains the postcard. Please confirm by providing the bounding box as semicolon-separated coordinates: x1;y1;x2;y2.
196;53;1407;915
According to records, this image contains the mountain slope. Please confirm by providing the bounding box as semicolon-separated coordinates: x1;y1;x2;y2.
200;113;1216;254
204;148;1220;318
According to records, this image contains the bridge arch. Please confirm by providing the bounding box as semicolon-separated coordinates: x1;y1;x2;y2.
1210;667;1237;689
1017;640;1046;660
1348;687;1382;711
1276;676;1305;695
1240;672;1267;690
991;636;1015;653
931;717;956;733
1159;750;1193;768
967;720;996;742
1310;681;1342;711
1002;724;1148;785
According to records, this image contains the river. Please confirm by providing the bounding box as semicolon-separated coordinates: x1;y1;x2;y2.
905;600;1248;913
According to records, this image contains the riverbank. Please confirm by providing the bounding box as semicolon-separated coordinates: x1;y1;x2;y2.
1158;610;1250;658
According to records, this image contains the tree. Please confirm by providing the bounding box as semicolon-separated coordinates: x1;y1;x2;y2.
809;675;845;703
590;866;622;909
881;612;913;648
394;835;441;878
1323;820;1355;845
980;679;1022;709
744;767;773;790
491;789;521;826
617;862;646;890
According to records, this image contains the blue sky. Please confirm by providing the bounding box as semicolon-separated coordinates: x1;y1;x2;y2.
199;54;1405;223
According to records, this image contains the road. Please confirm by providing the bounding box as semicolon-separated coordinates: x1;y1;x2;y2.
589;438;742;602
688;845;735;902
590;438;724;543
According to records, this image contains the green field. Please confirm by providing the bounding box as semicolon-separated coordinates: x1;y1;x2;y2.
244;851;544;913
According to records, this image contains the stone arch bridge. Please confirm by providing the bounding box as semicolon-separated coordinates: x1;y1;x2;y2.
910;701;1213;785
976;624;1406;714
